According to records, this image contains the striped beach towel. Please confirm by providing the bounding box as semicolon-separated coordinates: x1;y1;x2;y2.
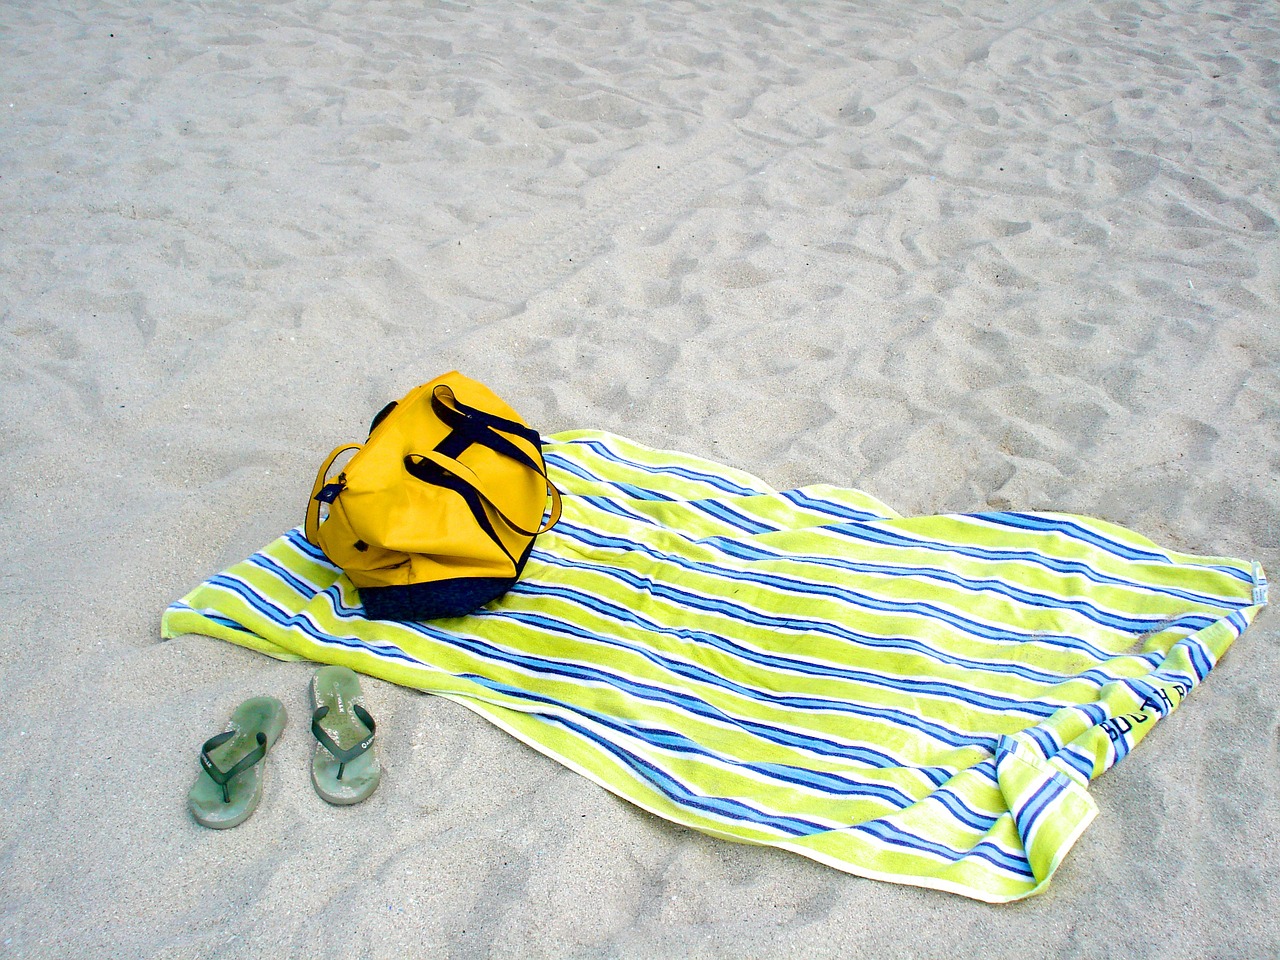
162;430;1267;902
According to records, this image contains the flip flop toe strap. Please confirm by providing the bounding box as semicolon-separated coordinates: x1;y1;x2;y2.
311;703;376;782
199;730;268;803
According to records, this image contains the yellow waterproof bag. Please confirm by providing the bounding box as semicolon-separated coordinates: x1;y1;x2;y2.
304;372;561;620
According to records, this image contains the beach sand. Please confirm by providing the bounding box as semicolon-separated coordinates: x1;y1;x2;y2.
2;0;1277;956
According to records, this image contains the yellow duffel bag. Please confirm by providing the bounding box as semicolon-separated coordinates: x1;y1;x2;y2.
304;371;561;620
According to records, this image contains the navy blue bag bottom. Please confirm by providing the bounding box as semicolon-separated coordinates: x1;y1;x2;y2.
358;576;520;621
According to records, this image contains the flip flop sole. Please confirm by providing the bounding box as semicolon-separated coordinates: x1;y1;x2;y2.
188;770;264;829
310;666;381;806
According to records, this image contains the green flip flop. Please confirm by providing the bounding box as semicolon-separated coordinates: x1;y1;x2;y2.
187;696;287;829
310;666;381;805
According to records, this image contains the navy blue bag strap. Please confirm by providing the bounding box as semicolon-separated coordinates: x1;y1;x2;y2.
429;385;545;474
402;453;522;568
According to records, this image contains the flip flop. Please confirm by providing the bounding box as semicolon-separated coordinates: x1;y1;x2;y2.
310;666;381;805
188;696;287;829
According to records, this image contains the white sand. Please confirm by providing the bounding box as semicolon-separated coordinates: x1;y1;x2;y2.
2;0;1278;955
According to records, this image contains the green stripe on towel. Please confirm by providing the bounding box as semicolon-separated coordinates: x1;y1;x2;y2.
162;430;1266;902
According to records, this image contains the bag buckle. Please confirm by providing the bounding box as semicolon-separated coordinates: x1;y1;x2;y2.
314;479;346;504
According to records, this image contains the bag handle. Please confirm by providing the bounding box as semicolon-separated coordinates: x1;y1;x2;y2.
403;449;561;573
404;450;562;537
431;384;540;446
305;443;363;545
415;383;562;538
430;385;544;472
